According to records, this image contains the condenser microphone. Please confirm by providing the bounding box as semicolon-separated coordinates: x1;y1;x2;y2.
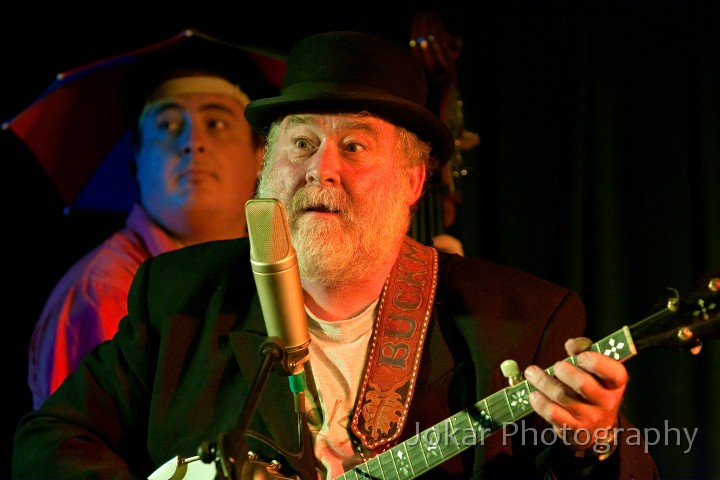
245;198;310;377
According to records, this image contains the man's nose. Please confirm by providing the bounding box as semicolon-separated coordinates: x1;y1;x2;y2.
182;144;205;154
180;121;206;155
305;143;341;186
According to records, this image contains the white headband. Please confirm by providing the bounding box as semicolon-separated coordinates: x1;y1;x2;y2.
139;76;251;124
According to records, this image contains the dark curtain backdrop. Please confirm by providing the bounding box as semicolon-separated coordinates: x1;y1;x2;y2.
452;2;720;478
2;1;718;479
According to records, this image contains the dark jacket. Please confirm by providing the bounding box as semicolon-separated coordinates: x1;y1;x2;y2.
12;237;657;479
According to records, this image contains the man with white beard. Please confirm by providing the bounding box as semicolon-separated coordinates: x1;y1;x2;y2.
13;31;658;480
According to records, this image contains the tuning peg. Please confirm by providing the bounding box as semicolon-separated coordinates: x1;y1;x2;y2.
677;326;704;355
500;359;523;386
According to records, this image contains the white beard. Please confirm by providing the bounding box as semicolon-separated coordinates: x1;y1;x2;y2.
257;170;411;287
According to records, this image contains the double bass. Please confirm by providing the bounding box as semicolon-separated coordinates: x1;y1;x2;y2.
408;11;480;253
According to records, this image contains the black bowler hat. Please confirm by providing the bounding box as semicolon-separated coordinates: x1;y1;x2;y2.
244;31;454;167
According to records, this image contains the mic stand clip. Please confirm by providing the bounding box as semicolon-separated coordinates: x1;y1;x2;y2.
198;337;287;480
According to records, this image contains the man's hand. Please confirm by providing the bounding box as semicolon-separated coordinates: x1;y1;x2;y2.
523;337;626;452
432;233;464;256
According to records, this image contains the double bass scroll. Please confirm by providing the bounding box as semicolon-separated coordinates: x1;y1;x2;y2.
408;11;480;250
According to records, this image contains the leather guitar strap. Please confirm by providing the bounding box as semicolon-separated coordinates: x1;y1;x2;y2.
350;236;438;451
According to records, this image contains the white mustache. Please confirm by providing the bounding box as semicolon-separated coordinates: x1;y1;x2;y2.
290;186;352;218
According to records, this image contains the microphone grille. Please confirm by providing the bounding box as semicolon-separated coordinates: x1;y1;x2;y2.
245;198;291;263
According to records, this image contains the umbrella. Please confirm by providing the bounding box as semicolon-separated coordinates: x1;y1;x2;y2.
2;28;286;212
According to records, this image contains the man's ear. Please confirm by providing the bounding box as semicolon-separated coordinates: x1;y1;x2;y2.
407;163;427;206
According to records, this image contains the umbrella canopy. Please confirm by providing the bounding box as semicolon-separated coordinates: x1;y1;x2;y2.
2;28;286;212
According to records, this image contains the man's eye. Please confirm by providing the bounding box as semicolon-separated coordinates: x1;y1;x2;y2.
345;142;364;153
158;120;182;133
208;119;228;129
286;137;317;162
294;138;313;149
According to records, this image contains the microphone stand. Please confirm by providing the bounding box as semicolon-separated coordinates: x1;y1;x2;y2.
198;337;315;480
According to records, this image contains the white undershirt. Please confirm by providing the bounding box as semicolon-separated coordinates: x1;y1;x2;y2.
304;299;378;479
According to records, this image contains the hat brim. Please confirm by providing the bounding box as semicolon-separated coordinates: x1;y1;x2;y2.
245;88;454;167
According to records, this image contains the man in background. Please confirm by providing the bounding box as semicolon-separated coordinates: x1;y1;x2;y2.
27;29;284;409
